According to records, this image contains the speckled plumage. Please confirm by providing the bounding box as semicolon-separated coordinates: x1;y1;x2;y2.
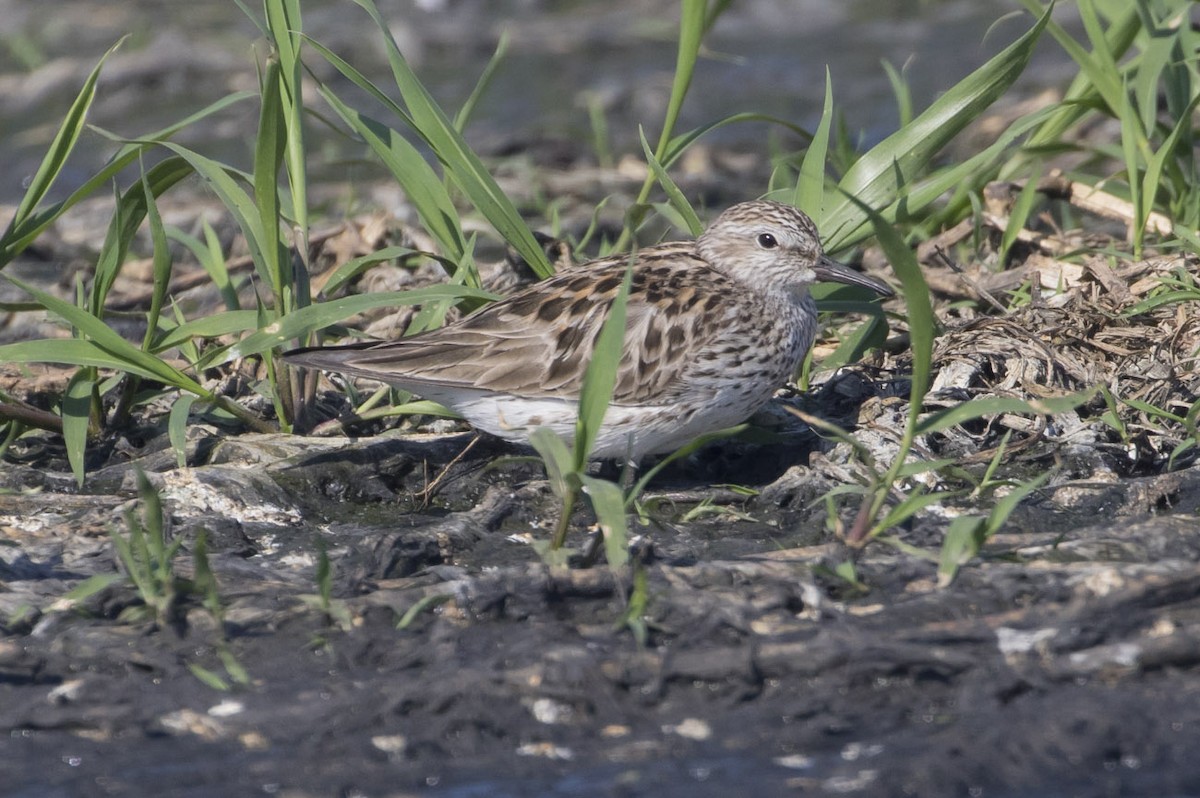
286;200;892;459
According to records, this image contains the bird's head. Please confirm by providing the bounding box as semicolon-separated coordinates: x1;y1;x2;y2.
696;200;893;298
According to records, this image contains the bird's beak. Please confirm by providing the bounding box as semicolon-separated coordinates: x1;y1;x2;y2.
813;254;894;297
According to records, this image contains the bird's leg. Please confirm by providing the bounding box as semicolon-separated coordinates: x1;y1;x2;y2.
417;434;482;508
618;456;639;493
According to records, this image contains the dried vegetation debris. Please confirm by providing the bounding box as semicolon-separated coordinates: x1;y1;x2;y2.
851;173;1200;480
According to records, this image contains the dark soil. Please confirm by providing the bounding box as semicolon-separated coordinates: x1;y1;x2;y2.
4;419;1200;798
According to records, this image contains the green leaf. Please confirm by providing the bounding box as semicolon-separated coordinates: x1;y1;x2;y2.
139;171;173;350
313;81;469;265
915;390;1095;435
574;263;633;468
984;470;1052;538
1;276;207;394
2;92;252;268
4;39;123;245
937;514;988;586
168;394;199;468
60;573;125;606
823;4;1051;247
338;0;553;277
264;0;308;241
862;203;934;419
528;427;574;498
639;128;702;236
998;161;1043;266
810;313;887;375
320;245;422;296
661;112;811;170
167;222;239;311
152;310;261;352
253;55;288;306
653;0;706;163
62;370;93;487
580;475;629;570
794;68;834;221
227;284;496;361
91;157;195;316
188;663;231;692
455;31;509;133
0;338;182;382
152;143;270;285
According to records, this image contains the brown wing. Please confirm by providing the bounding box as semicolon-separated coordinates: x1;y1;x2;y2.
303;243;741;405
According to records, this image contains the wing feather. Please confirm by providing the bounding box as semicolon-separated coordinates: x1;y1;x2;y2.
295;243;744;405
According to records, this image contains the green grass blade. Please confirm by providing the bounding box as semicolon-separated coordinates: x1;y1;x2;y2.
823;5;1050;248
227;284;497;361
824;104;1058;250
882;60;914;128
168;222;240;310
152;143;269;286
811;314;887;376
639;128;702;236
346;0;552;278
998;161;1043;266
615;0;709;250
188;664;231;692
253;55;288;309
662;112;811;169
574;263;633;469
315;83;468;264
937;514;987;586
863;206;933;421
62;370;94;486
1;276;206;393
139;172;173;351
455;31;509;132
877;488;962;532
0;339;184;382
168;394;199;468
793;68;834;222
265;0;308;241
984;470;1052;537
528;427;574;499
1;92;253;268
652;0;705;161
319;245;422;296
580;475;629;570
5;40;123;242
915;391;1096;435
1141;92;1200;243
1118;79;1145;257
153;312;261;352
88;158;193;316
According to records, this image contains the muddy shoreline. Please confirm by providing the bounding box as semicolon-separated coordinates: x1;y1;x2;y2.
3;416;1200;796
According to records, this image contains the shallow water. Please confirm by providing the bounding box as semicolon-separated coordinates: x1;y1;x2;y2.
0;0;1078;205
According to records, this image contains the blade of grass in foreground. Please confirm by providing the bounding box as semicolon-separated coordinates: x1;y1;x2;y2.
574;263;634;471
842;199;935;544
543;258;634;554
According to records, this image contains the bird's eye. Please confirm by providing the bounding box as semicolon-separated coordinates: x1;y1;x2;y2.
757;233;778;249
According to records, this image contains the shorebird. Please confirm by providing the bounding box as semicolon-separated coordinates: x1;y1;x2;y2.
285;200;893;459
